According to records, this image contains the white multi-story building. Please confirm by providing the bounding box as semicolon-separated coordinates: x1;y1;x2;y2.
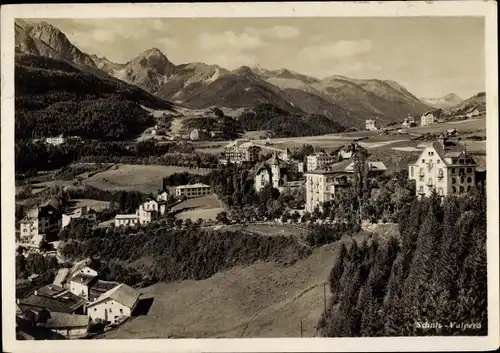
420;111;436;126
62;206;97;228
175;183;212;199
136;198;168;225
306;152;336;172
408;135;476;197
45;134;66;146
304;161;354;213
222;139;261;164
304;160;388;212
366;119;378;131
254;154;289;193
19;205;60;247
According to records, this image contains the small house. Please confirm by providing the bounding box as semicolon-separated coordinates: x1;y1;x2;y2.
86;284;141;324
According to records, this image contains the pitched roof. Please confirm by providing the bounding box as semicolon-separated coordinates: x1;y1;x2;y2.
310;160;352;174
20;294;76;314
175;183;210;189
41;312;90;329
115;214;139;220
53;268;70;287
36;284;66;298
70;273;97;286
87;283;140;309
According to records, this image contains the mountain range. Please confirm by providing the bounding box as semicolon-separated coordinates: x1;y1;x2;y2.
14;20;480;133
420;93;463;110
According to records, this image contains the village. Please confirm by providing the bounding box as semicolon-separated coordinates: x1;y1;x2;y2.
14;98;487;340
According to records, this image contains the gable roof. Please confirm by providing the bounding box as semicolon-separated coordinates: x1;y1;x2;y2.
70;273;97;286
306;160;352;174
87;283;140;309
40;312;90;329
53;268;70;287
346;161;387;172
36;284;66;298
19;293;82;314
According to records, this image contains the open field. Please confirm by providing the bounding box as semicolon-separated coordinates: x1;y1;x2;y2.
32;180;74;190
71;199;110;212
102;243;339;338
84;164;211;194
401;117;486;134
172;194;224;221
102;229;380;339
222;223;309;238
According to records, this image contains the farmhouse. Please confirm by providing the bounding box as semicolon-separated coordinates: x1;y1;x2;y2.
306;152;336;172
222;139;261;164
62;206;97;228
420;111;436;126
402;114;415;128
38;312;90;339
408;134;477;197
466;106;480;118
86;284;141;324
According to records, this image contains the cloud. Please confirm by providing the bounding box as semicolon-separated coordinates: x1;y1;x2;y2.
342;62;382;73
298;39;373;62
246;25;300;40
199;31;264;51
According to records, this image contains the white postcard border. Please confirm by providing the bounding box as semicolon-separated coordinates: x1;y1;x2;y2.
1;1;498;352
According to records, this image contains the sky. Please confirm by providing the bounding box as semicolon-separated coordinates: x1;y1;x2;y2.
37;17;485;99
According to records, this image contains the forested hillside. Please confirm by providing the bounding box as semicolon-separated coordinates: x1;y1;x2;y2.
58;220;311;286
15;54;174;140
319;188;487;336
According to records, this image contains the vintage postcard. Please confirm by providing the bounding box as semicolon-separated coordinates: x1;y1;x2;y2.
1;1;498;352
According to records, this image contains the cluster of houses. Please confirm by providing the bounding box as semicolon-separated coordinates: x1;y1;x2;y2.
18;204;97;251
16;259;141;339
114;188;170;227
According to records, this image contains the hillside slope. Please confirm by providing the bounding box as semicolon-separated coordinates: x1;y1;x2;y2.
181;66;303;113
450;92;486;114
102;243;340;338
15;54;175;140
311;76;432;122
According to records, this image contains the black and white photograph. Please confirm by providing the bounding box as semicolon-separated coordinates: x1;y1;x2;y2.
1;1;498;352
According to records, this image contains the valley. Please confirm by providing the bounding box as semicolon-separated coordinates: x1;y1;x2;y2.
12;17;489;342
